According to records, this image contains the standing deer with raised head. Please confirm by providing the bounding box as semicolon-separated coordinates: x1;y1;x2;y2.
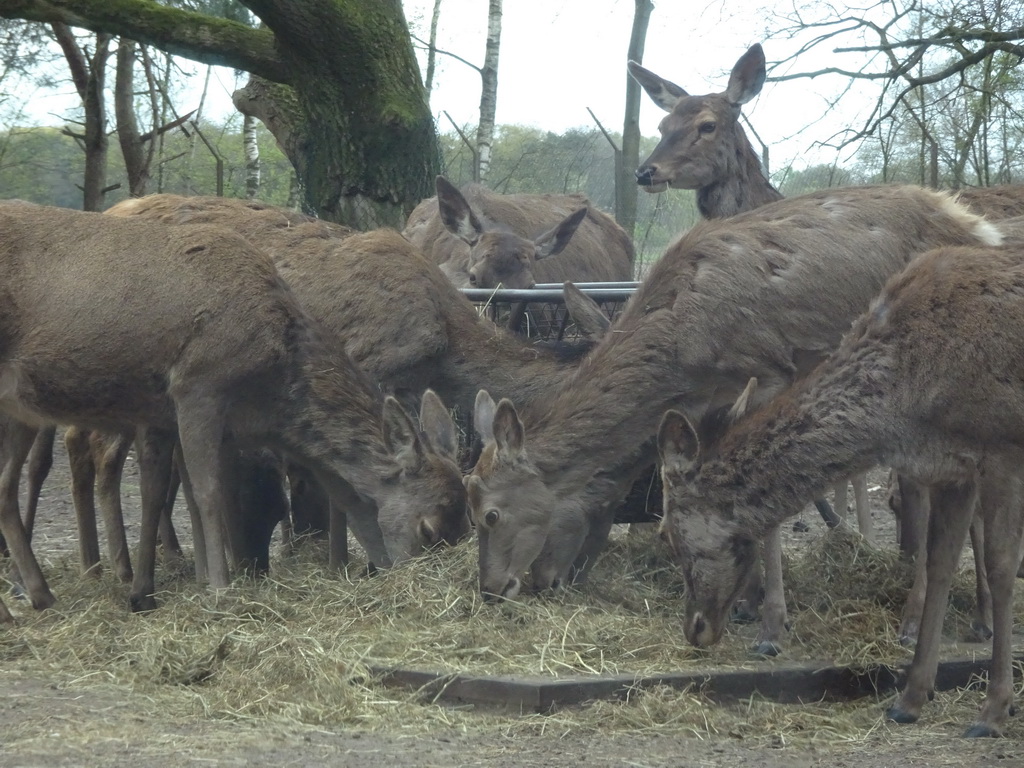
404;176;634;288
656;244;1024;737
628;44;781;218
0;201;465;613
466;185;1001;655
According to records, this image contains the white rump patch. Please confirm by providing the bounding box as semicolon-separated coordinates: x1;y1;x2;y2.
939;193;1004;246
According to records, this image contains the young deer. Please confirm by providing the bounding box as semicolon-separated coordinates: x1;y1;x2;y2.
466;185;1001;656
657;244;1024;737
0;201;465;613
404;176;634;288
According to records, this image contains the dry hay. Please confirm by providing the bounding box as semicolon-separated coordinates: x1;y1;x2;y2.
1;523;1020;746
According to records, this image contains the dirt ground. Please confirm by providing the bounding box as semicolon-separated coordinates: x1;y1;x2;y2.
3;451;1024;768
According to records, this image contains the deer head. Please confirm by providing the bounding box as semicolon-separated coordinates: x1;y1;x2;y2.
629;44;766;196
465;390;569;600
435;176;588;289
656;379;761;648
376;390;468;563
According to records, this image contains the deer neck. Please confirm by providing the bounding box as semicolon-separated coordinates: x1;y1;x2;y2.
697;130;782;219
443;315;579;411
695;348;897;539
273;331;398;501
522;313;696;493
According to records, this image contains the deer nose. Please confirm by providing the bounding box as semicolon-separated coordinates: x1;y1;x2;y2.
635;165;658;186
468;272;478;285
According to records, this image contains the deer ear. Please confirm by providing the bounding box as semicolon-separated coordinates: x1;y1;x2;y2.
419;389;459;462
563;281;610;339
627;60;689;112
492;398;526;463
436;175;484;246
727;377;759;422
474;389;497;444
382;396;425;472
658;410;701;472
724;44;766;106
535;207;587;260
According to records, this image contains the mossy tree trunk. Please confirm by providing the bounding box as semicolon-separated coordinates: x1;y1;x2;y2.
2;0;441;228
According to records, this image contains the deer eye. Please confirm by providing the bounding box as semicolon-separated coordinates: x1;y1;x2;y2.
484;508;500;528
699;121;716;134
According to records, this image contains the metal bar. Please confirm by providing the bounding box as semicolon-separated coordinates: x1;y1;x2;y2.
460;287;637;303
532;281;641;289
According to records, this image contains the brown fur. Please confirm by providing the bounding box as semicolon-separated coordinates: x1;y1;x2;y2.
466;184;1002;602
0;201;464;612
403;177;634;288
629;45;782;218
658;244;1024;736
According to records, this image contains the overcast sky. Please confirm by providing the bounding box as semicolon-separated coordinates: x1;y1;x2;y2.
13;1;883;172
400;0;882;170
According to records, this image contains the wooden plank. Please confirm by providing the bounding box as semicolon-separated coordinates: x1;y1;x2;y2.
371;651;1024;713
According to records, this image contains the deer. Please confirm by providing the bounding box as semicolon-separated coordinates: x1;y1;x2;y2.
0;200;465;614
404;176;635;289
656;243;1024;738
629;45;873;548
52;194;612;582
465;184;1002;656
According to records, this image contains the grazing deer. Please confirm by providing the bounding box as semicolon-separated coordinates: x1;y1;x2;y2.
0;201;465;613
466;185;1001;656
84;194;614;573
404;176;634;288
657;244;1024;737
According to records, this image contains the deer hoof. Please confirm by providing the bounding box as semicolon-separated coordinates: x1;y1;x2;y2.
963;723;1002;738
967;620;994;642
129;594;158;613
730;606;759;624
885;706;919;724
751;640;781;657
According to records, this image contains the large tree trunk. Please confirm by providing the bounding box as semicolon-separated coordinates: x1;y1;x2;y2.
5;0;441;229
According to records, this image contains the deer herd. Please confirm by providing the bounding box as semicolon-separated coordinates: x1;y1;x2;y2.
2;43;1024;740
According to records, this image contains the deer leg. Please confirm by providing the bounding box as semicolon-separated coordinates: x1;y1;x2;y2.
967;513;993;642
287;463;330;540
174;401;234;591
64;426;102;578
0;593;12;623
157;464;183;564
732;545;764;624
172;446;207;583
567;514;615;587
898;483;934;646
233;449;288;575
22;425;55;539
128;427;175;612
94;431;134;584
0;419;55;610
833;481;848;521
852;472;873;543
966;480;1024;738
753;525;788;656
888;481;977;725
897;475;930;558
313;470;388;569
